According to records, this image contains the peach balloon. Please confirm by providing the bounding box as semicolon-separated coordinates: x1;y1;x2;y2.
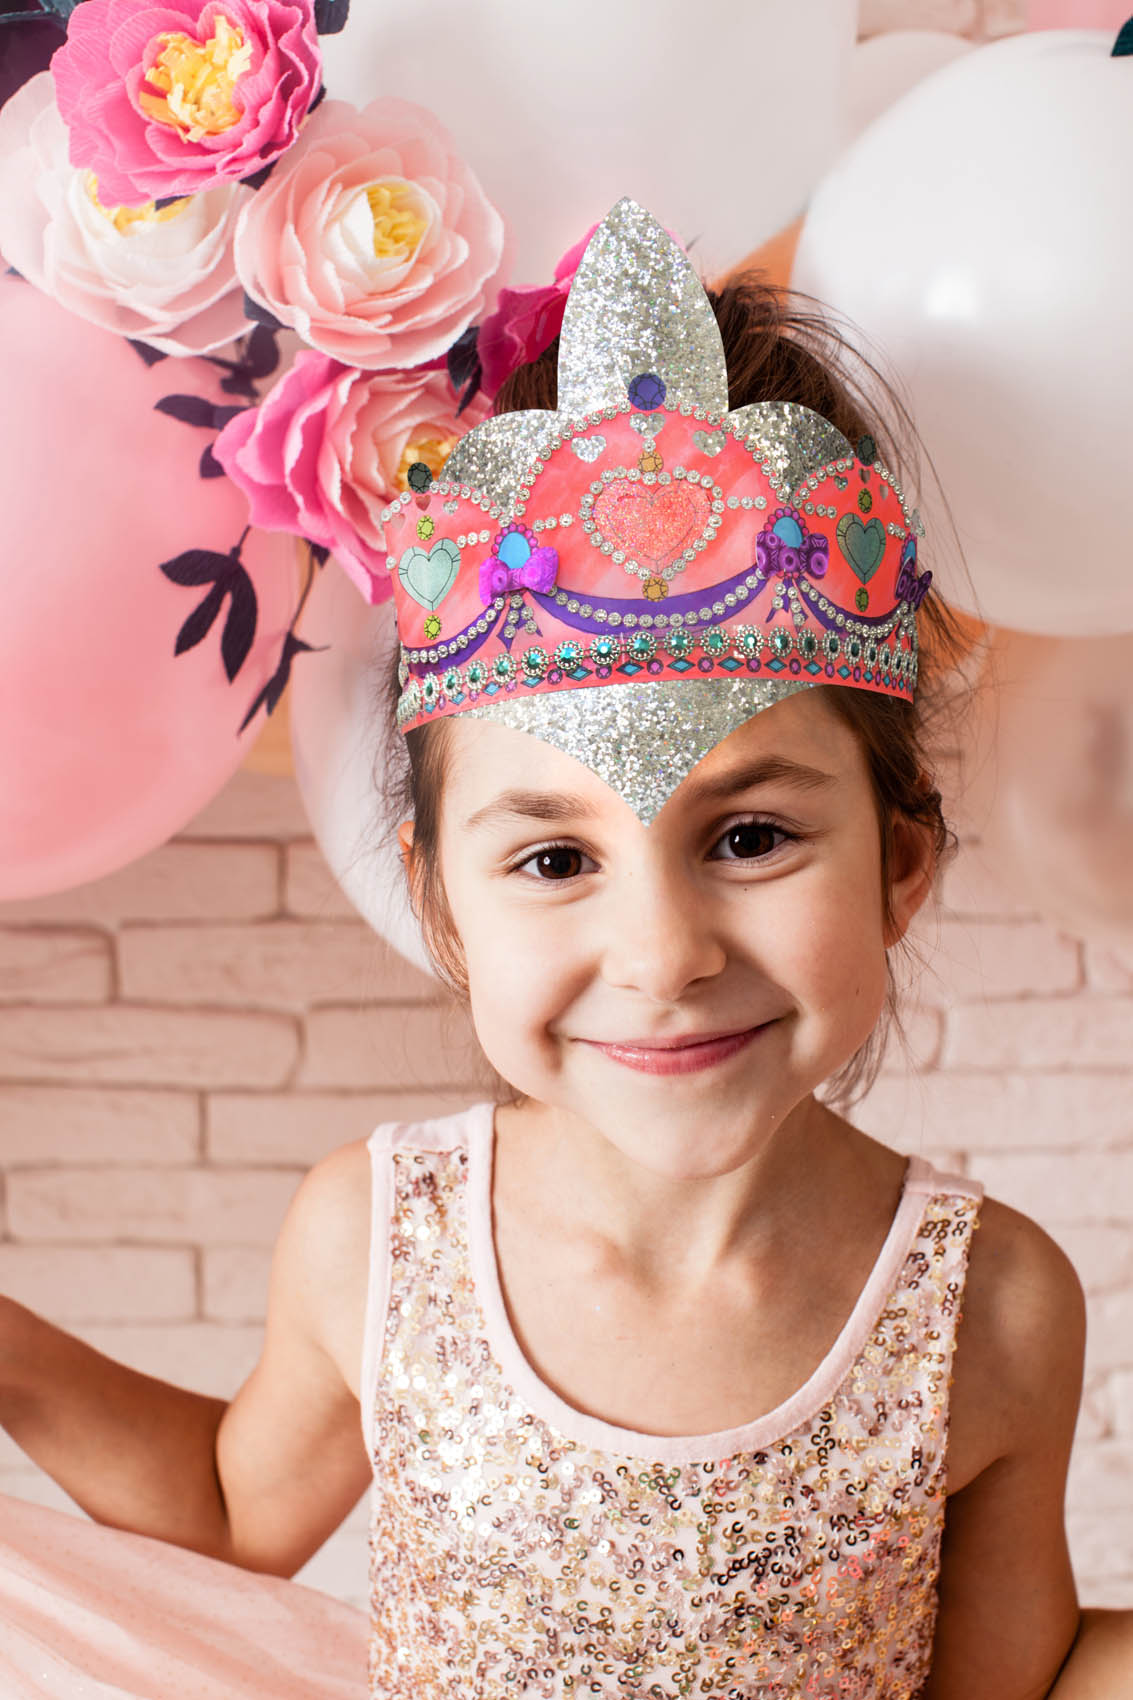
1026;0;1130;26
967;629;1133;959
0;278;297;900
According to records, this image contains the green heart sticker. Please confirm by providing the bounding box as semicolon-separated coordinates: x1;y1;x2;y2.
836;515;886;584
398;538;461;611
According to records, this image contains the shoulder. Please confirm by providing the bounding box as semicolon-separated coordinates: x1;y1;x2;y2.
267;1139;374;1394
948;1192;1085;1485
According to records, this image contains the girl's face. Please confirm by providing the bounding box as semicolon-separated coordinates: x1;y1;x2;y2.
414;688;931;1180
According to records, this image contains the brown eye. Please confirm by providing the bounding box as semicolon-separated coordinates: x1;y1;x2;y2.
713;820;789;861
532;847;584;880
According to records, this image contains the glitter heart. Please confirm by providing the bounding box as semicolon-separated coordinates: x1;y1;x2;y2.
630;414;664;439
835;514;886;584
692;429;725;456
592;480;713;567
398;538;461;611
443;499;458;515
571;435;606;462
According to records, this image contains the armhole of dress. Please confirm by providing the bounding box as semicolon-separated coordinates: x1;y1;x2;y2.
358;1126;395;1464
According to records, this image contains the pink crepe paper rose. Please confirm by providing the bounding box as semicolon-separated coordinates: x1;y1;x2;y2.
50;0;321;205
476;226;595;400
214;351;488;601
233;97;508;370
0;74;249;356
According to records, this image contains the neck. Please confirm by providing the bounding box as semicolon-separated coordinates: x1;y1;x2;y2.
494;1092;852;1287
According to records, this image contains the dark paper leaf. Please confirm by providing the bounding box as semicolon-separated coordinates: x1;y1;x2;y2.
159;547;233;586
447;325;483;414
242;323;282;379
307;542;331;567
220;569;258;682
1114;17;1133;55
239;634;318;732
314;0;349;34
153;194;182;211
217;367;259;400
447;325;480;389
240;158;277;191
155;392;221;428
242;291;285;332
199;442;226;479
308;84;327;112
174;581;226;655
128;338;169;367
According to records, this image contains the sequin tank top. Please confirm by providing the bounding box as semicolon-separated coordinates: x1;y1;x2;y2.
360;1103;983;1699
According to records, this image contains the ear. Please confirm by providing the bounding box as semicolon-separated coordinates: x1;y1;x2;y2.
884;813;937;948
396;819;415;872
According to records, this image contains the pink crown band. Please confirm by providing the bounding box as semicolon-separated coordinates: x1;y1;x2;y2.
382;406;926;734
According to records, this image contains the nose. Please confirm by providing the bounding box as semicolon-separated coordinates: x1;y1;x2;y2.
597;856;726;1003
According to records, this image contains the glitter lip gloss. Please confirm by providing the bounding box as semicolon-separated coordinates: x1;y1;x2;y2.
586;1025;769;1076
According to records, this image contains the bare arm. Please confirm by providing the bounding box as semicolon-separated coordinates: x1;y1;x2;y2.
922;1199;1087;1700
0;1140;374;1576
1045;1610;1133;1699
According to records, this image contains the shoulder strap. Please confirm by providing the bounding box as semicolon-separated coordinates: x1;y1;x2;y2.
358;1104;487;1458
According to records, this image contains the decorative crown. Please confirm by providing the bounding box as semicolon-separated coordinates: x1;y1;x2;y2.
380;199;930;823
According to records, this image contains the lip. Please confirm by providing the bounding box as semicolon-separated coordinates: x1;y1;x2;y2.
581;1023;772;1076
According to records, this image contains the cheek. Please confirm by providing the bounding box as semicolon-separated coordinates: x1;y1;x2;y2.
446;873;575;1060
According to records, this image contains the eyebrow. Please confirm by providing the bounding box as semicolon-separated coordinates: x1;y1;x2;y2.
462;755;837;832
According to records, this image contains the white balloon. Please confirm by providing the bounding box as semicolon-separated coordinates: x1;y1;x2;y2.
318;0;856;281
289;564;434;974
845;31;972;141
792;30;1133;636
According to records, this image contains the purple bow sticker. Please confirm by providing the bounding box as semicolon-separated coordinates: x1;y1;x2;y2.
755;508;829;581
896;538;933;609
479;527;560;605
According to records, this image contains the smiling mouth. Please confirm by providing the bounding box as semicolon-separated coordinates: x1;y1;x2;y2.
578;1023;773;1076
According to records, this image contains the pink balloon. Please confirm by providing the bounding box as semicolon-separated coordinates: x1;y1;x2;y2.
1026;0;1130;27
0;278;298;899
966;629;1133;960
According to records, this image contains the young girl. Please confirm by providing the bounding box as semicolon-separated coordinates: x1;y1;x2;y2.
0;201;1129;1700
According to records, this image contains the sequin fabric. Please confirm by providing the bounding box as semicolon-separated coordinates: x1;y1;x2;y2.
367;1137;980;1699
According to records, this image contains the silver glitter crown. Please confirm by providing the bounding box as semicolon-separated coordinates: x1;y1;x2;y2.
432;199;892;824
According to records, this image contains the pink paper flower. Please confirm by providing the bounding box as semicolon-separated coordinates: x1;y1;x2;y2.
0;74;249;356
50;0;321;205
476;226;594;400
214;352;487;600
232;97;508;370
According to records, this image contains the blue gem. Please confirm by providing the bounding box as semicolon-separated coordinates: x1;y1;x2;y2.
497;530;531;570
568;667;590;681
838;665;851;678
767;659;785;673
627;372;666;410
485;681;501;695
669;659;692;673
805;662;823;676
617;661;643;676
720;657;742;671
772;515;803;547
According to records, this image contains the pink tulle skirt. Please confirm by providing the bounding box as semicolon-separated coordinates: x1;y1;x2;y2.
0;1495;369;1698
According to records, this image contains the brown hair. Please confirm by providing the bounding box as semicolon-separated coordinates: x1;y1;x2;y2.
380;273;970;1106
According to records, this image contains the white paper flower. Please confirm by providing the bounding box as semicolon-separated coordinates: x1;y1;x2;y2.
0;73;250;356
